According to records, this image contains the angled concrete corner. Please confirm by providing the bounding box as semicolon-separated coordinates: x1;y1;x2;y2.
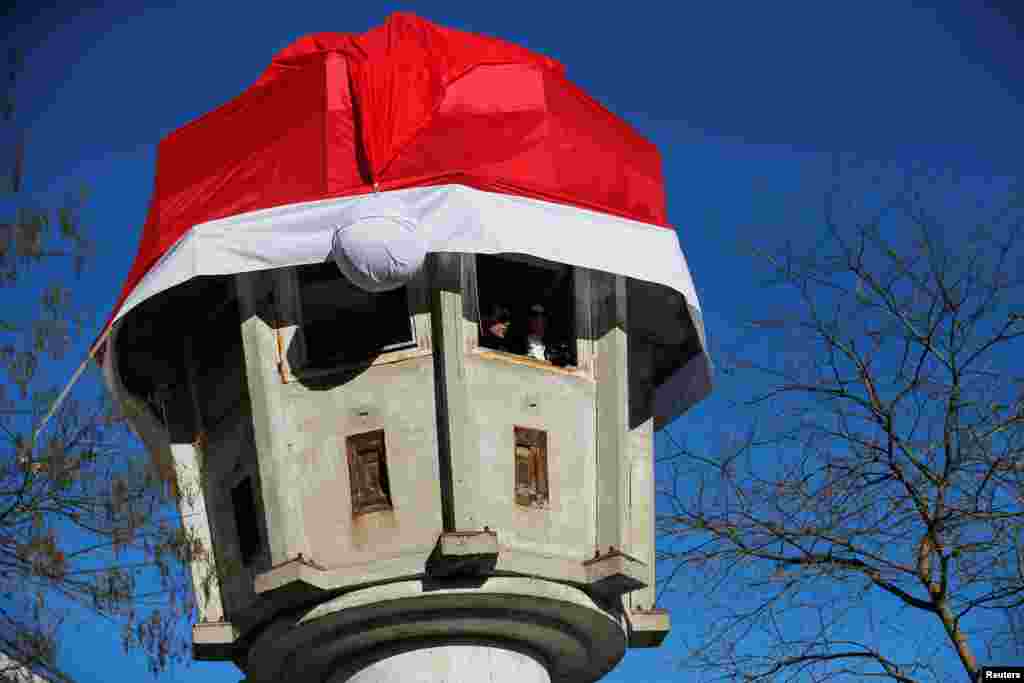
253;555;330;604
439;529;499;557
626;607;671;648
193;620;240;661
584;548;648;598
427;529;500;577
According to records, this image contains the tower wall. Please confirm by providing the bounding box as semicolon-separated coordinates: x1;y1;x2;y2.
111;252;672;680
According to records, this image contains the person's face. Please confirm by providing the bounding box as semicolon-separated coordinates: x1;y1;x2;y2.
527;314;546;337
488;319;510;338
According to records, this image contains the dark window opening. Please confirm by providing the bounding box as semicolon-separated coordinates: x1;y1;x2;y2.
231;477;262;565
114;275;241;427
476;255;576;367
514;426;549;507
194;297;248;428
297;263;415;369
347;430;393;514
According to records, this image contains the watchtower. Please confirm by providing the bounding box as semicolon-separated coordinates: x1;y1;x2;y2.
100;14;712;683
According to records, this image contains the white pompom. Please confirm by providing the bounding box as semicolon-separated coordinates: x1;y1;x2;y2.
331;215;427;292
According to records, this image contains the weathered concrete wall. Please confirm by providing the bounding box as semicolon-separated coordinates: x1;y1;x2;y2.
429;253;600;565
461;353;597;557
200;399;266;617
216;256;664;643
592;270;630;559
626;416;655;610
234;268;443;582
109;246;677;675
283;354;443;568
229;255;660;576
626;332;657;611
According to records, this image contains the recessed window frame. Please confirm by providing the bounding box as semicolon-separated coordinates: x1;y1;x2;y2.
230;476;264;567
464;254;593;376
273;263;432;382
346;429;394;515
514;426;549;508
214;435;271;580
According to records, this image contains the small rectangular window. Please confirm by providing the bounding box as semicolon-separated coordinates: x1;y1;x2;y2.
476;255;576;367
347;430;393;514
298;263;415;369
514;426;549;507
231;477;262;565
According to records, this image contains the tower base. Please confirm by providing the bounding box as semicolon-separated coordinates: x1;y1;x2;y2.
244;577;627;683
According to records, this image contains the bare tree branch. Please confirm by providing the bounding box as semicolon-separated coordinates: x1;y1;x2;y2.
660;156;1024;683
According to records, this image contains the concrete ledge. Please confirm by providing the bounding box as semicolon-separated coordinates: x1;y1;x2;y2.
495;546;587;583
583;548;648;597
254;555;329;599
627;608;671;648
192;620;239;661
428;529;500;577
439;529;500;557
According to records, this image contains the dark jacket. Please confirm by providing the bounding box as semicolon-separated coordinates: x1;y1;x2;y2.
480;331;516;353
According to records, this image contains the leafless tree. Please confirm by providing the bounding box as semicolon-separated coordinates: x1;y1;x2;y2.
659;156;1024;683
0;48;198;682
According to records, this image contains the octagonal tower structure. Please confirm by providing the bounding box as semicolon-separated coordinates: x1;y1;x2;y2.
100;14;712;683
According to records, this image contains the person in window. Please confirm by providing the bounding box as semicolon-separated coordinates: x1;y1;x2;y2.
525;304;548;361
525;302;574;366
480;304;514;352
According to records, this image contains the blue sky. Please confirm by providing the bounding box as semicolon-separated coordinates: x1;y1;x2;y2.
3;2;1022;681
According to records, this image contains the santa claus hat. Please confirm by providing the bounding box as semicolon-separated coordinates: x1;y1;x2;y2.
93;12;710;426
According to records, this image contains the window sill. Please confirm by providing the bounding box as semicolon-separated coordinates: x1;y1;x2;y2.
473;348;592;379
351;504;395;517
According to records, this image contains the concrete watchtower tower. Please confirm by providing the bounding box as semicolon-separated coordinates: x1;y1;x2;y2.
100;14;712;683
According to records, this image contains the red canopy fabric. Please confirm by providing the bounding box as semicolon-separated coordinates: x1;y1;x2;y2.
107;12;670;339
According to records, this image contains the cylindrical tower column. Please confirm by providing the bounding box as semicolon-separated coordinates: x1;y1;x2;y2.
339;644;549;683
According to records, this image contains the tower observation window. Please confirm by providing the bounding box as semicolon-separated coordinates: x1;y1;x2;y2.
476;255;576;367
297;263;415;369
